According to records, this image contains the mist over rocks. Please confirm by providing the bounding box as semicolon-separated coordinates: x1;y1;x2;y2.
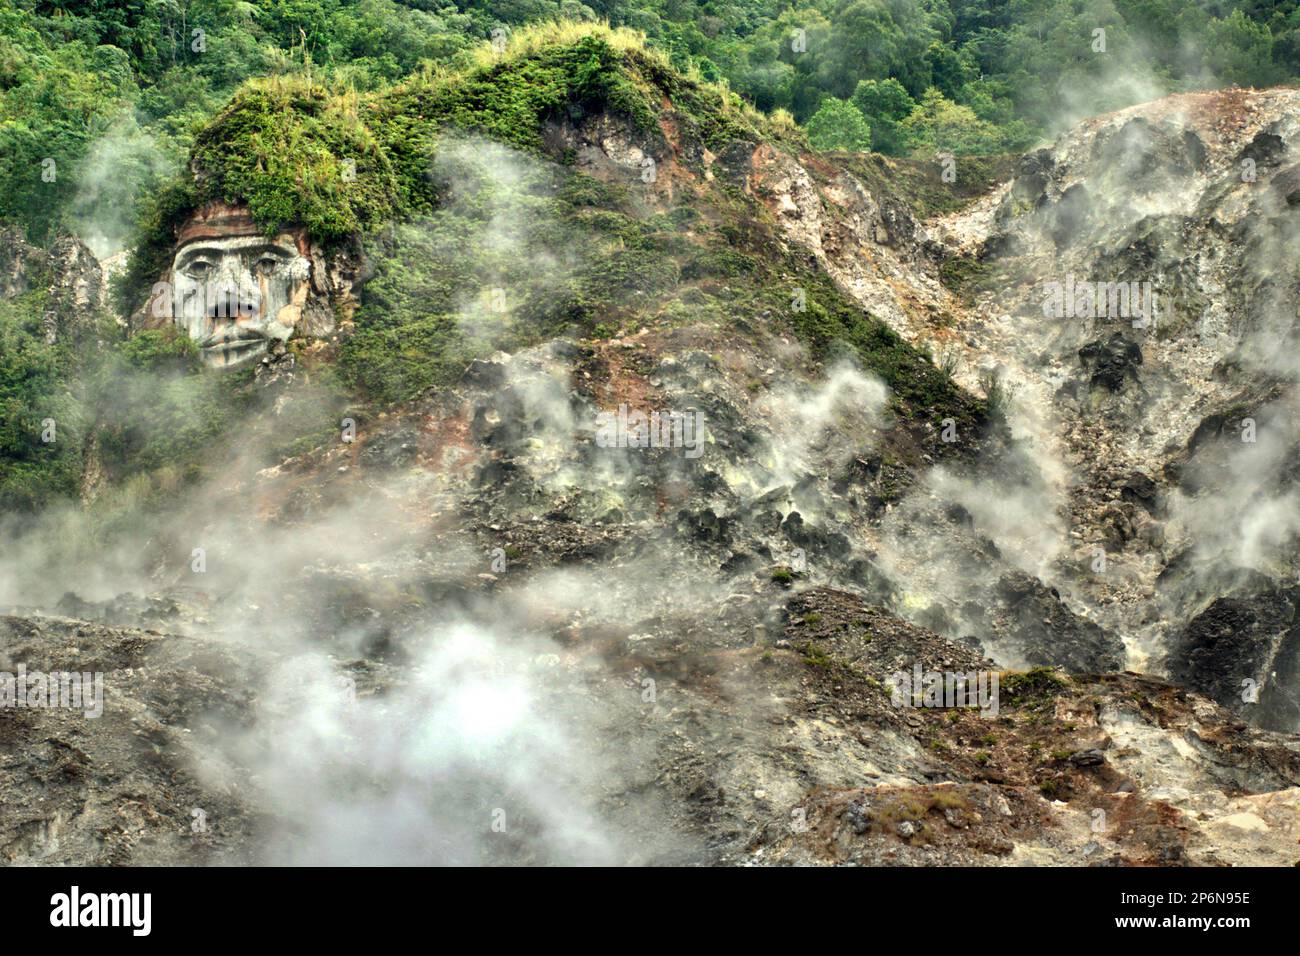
1169;585;1300;732
812;88;1300;681
1;27;1299;866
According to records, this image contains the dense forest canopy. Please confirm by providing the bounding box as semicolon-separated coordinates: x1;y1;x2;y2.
1;0;1297;245
1;1;1294;505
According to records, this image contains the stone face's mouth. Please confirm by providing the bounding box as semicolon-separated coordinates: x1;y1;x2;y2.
200;326;264;347
199;329;269;367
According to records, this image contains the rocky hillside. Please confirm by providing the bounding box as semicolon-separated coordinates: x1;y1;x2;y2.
0;27;1297;866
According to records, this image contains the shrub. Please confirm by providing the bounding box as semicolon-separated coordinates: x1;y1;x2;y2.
805;97;872;153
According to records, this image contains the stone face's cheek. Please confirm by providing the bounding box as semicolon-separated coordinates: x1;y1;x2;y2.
251;255;304;338
273;280;310;337
256;272;273;322
173;275;207;337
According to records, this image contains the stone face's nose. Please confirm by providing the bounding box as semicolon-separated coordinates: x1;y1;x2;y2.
204;263;261;322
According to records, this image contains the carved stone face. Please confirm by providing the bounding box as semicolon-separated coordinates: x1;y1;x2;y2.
171;233;311;369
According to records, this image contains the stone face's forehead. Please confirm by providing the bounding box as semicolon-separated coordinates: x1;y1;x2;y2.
174;202;258;246
172;235;300;266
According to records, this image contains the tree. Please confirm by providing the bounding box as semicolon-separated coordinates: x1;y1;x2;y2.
923;40;969;99
820;0;937;98
805;97;872;152
1205;10;1277;86
897;87;1004;155
851;77;914;154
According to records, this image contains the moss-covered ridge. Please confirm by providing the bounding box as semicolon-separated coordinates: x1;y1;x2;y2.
194;27;692;239
118;23;773;309
192;82;399;242
116;21;985;444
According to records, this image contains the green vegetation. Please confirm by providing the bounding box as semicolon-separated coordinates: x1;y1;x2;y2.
2;0;1294;508
779;262;984;432
89;327;255;479
190;79;399;242
850;79;914;155
117;24;769;317
5;0;1297;250
1001;667;1071;711
805;96;870;151
977;367;1015;419
798;641;832;667
1;16;983;515
938;254;999;303
0;284;83;508
0;286;264;508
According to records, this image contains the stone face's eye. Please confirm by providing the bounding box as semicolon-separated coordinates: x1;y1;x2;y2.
185;259;213;279
254;255;280;276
